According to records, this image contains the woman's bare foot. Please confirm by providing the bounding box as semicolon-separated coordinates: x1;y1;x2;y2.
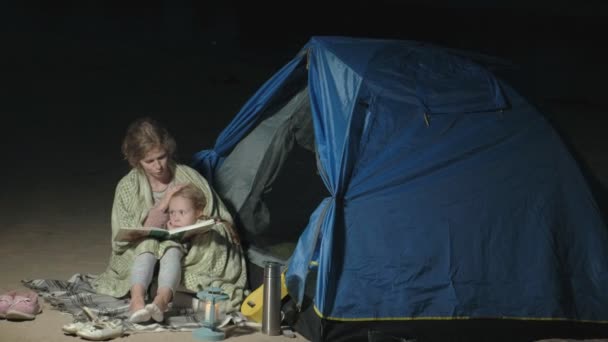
128;284;151;323
129;284;147;313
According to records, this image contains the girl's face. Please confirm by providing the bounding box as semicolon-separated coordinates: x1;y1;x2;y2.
168;195;200;228
139;146;170;182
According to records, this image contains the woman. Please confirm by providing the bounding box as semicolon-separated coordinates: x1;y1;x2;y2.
92;117;247;321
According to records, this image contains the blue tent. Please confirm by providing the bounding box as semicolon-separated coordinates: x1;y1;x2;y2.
193;36;608;341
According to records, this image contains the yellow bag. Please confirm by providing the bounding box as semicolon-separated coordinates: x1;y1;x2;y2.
240;272;289;323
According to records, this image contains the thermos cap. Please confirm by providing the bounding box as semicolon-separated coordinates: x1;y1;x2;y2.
263;261;282;278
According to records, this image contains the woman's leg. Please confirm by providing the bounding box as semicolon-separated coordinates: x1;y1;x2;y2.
153;247;184;311
129;252;157;312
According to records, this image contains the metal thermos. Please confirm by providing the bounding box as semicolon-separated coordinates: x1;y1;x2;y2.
262;261;282;336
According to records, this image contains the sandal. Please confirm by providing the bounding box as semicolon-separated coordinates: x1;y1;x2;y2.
76;320;124;341
74;306;125;341
62;321;90;335
81;306;101;322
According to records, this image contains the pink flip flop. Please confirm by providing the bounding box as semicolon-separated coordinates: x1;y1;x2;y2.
6;291;42;320
0;291;18;319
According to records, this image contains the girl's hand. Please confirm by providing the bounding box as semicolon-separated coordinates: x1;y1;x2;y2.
166;220;178;230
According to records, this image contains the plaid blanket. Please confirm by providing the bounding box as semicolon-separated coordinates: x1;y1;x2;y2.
22;273;209;334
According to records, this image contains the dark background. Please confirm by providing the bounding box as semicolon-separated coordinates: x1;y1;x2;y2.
0;2;606;338
0;4;607;341
0;0;607;223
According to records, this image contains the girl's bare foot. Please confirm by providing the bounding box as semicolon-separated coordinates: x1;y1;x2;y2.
129;298;145;313
152;287;173;313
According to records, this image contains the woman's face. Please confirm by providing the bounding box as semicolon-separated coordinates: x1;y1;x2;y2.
168;196;199;228
139;146;170;182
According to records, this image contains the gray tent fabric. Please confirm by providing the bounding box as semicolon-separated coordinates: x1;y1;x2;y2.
214;86;316;265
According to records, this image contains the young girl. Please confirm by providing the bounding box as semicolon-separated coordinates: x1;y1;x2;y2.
129;183;208;323
167;183;207;229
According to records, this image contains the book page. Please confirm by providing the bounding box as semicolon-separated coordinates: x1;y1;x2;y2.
167;219;215;234
114;227;167;242
169;219;215;240
114;219;215;242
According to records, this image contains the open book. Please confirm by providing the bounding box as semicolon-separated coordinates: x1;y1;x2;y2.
114;218;215;242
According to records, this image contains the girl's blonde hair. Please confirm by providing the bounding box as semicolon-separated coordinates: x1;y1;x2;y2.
172;183;207;215
121;117;177;169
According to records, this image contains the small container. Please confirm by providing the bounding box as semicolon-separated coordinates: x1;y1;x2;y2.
262;261;282;336
193;287;229;341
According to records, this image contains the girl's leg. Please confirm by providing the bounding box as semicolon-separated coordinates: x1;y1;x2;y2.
153;247;184;311
129;252;157;312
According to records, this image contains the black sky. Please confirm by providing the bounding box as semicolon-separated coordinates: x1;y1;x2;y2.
0;0;606;178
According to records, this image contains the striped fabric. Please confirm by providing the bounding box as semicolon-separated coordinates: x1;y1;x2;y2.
23;273;208;333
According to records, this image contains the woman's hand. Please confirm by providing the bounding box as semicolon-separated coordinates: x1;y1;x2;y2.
221;221;241;246
156;183;187;213
144;183;187;228
202;216;240;246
